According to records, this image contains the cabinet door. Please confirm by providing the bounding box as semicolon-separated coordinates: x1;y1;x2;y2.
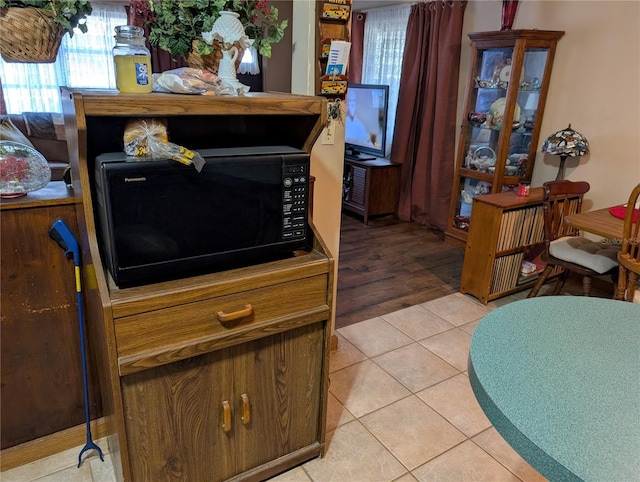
233;322;325;474
121;350;235;482
120;322;326;481
0;203;101;449
461;45;552;185
347;164;367;207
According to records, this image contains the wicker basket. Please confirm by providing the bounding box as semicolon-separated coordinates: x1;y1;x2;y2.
186;39;244;75
0;7;64;63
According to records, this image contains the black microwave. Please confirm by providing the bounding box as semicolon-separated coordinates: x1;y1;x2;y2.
94;146;311;287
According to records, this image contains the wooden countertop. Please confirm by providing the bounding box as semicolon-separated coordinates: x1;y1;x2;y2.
0;181;80;211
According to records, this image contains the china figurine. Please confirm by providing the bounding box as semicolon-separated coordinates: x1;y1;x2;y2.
202;11;253;94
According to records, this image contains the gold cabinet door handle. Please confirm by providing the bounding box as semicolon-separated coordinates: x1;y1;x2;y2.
217;304;253;322
221;400;232;432
240;393;251;425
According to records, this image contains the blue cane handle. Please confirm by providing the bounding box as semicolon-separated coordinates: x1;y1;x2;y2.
49;219;80;266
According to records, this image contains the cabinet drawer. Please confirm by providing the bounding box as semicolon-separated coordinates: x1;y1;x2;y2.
114;275;328;372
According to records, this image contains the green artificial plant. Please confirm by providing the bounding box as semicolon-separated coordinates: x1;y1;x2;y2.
129;0;287;59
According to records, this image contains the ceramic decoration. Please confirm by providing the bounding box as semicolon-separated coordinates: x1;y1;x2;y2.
501;0;519;30
204;11;251;47
470;146;497;172
202;11;253;93
0;141;51;197
491;59;524;85
488;97;521;130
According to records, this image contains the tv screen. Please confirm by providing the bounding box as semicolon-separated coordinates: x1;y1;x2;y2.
344;83;389;160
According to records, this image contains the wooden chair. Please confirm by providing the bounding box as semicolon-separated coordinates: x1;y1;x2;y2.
615;183;640;302
528;180;619;298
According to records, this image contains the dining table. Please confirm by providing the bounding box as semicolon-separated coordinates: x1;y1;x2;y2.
564;206;625;240
469;297;640;482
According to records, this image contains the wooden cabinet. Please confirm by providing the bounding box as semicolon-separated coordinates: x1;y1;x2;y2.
446;30;564;247
0;183;102;453
108;248;332;482
61;89;333;481
121;320;324;481
343;158;401;224
460;188;561;304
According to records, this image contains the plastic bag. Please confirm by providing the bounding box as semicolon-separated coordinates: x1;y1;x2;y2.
124;118;168;156
123;118;205;172
153;67;236;96
147;139;206;173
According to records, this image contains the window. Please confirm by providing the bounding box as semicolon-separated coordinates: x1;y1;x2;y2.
361;6;411;156
0;4;127;114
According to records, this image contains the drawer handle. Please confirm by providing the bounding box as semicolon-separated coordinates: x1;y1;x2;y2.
217;304;253;323
240;393;251;424
221;400;232;432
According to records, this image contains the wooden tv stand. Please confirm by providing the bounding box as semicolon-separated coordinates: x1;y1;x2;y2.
342;157;401;224
62;89;334;481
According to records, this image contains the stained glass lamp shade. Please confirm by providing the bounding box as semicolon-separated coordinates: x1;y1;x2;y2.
542;124;590;181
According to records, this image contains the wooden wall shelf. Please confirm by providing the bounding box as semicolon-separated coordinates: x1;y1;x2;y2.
316;0;352;98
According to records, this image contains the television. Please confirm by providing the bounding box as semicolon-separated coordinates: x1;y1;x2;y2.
344;83;389;161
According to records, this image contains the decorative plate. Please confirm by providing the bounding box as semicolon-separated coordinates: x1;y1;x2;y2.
0;141;51;198
499;63;513;82
492;58;524;84
488;98;521;130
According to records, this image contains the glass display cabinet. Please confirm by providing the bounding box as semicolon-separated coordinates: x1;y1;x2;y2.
445;30;564;247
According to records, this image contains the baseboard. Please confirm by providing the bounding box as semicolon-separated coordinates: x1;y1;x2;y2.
1;418;110;472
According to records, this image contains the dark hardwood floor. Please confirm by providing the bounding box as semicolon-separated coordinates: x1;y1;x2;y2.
334;211;616;329
335;212;464;328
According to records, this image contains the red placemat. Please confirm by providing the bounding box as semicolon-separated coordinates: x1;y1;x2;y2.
609;205;639;222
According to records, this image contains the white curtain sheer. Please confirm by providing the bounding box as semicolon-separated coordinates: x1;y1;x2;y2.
238;46;260;75
361;5;411;157
0;4;127;114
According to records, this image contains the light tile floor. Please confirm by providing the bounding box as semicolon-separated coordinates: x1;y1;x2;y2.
2;291;548;482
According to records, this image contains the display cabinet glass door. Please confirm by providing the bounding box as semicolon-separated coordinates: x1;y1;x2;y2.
453;44;551;232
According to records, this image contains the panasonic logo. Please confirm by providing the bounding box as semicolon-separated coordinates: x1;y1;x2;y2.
124;177;147;182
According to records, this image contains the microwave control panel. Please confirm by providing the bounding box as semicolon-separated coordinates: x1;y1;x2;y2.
282;163;308;240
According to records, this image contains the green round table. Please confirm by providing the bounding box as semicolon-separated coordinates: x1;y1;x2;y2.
469;297;640;482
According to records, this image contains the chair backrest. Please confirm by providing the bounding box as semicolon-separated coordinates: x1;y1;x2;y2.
541;180;590;244
620;183;640;268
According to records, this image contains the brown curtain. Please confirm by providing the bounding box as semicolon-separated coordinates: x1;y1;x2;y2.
392;1;466;230
349;12;366;84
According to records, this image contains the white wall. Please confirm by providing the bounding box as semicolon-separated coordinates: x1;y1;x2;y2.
291;1;344;329
459;0;640;211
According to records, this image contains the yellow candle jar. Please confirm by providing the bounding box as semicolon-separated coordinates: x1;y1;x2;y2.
113;26;152;94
